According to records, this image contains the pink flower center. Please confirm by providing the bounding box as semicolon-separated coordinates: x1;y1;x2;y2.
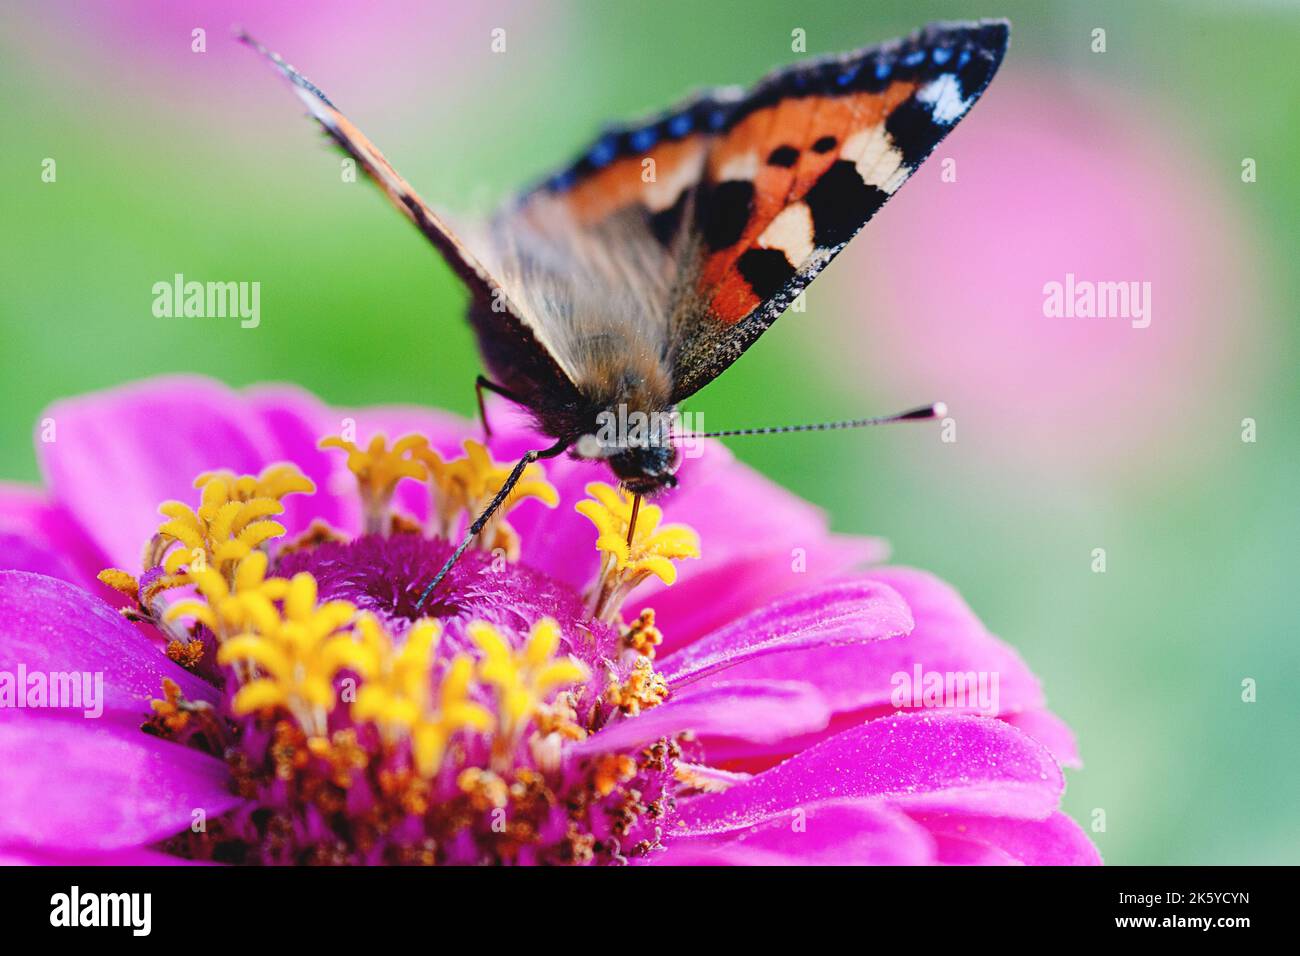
100;436;698;865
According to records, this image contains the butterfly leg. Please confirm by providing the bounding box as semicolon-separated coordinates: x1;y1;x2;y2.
475;375;523;438
415;437;570;609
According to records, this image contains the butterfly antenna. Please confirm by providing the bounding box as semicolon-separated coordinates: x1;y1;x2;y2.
414;440;567;610
687;402;948;439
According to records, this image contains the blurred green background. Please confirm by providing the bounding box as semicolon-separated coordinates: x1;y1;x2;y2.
1;0;1296;864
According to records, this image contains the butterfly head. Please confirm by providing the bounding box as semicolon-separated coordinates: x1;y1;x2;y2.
572;403;683;496
606;442;681;495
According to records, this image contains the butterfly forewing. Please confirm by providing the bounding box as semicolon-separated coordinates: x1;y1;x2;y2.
487;20;1008;404
668;20;1010;400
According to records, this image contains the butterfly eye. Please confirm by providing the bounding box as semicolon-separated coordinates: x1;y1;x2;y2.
666;444;683;475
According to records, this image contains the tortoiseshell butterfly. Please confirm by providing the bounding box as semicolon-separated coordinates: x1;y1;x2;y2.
241;20;1010;600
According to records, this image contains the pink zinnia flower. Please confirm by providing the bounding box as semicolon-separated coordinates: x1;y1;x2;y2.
0;376;1098;865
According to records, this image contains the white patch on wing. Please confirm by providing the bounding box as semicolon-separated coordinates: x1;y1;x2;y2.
643;148;705;212
715;150;759;182
841;123;908;194
879;166;910;194
757;202;814;266
916;73;971;125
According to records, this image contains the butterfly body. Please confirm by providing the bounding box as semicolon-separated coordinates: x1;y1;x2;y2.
243;19;1010;498
468;286;681;493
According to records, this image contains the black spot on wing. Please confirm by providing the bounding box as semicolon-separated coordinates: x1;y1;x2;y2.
802;160;888;248
648;189;690;246
811;135;838;153
957;52;996;99
737;248;798;300
884;97;946;169
767;145;800;168
700;180;755;250
957;21;1009;95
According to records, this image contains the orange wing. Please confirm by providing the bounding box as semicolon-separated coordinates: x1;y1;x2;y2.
491;21;1010;404
669;19;1011;400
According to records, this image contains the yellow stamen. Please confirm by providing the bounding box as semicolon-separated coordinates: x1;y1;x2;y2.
674;762;740;794
148;463;313;586
469;619;589;754
415;439;558;558
194;465;315;502
457;767;509;810
622;608;664;658
319;433;428;536
605;657;669;715
533;691;587;742
147;677;191;736
166;637;206;670
96;568;139;599
306;729;369;789
575;482;700;621
214;571;362;736
163;551;289;644
592;754;637;798
350;614;492;778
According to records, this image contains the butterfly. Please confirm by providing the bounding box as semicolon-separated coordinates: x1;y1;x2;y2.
241;19;1010;600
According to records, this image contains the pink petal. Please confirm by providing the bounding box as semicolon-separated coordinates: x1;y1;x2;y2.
0;486;79;582
0;846;200;865
658;579;912;686
0;718;239;852
928;835;1019;864
675;713;1064;836
0;530;83;583
1002;708;1082;769
619;442;887;641
912;810;1101;865
654;799;936;865
0;484;116;598
652;441;860;579
0;571;217;725
629;535;883;655
698;568;1055;763
573;680;829;755
789;566;1043;714
38;376;324;570
242;385;354;536
32;376;474;572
